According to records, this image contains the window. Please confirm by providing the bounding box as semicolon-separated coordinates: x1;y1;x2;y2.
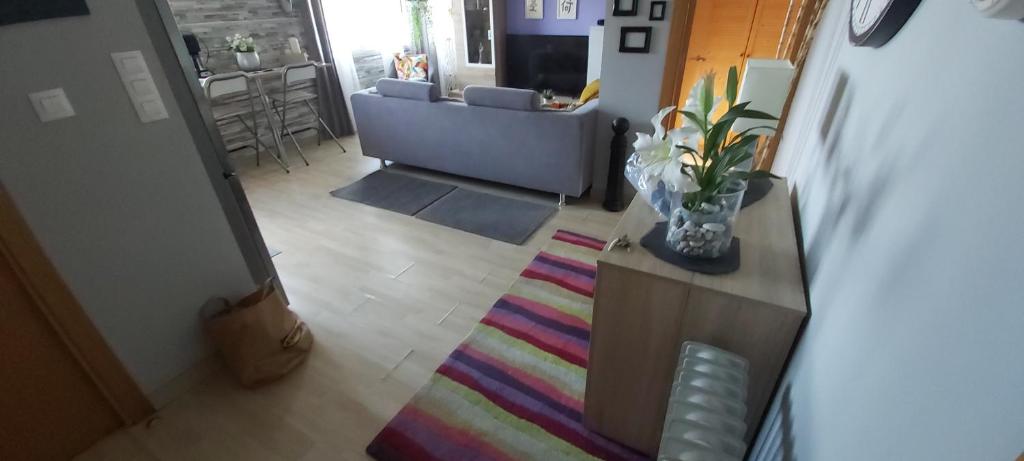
462;0;494;66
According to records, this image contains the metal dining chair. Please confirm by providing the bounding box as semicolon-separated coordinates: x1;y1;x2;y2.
203;72;284;170
267;62;347;165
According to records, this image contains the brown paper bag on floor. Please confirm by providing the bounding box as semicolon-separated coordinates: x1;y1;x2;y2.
205;280;313;387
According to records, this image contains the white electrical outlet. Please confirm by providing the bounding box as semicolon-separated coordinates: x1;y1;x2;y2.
28;88;76;123
111;50;169;123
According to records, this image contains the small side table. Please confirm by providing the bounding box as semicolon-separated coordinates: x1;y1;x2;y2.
583;178;808;455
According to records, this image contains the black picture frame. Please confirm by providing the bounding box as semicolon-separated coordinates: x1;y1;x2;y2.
618;26;652;53
612;0;638;16
0;0;90;26
650;1;667;20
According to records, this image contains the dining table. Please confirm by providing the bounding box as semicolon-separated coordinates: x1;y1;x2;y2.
200;61;331;172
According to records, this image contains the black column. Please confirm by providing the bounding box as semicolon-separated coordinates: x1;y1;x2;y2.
602;117;630;212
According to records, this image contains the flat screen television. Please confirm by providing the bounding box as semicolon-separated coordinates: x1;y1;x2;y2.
0;0;89;26
505;35;589;96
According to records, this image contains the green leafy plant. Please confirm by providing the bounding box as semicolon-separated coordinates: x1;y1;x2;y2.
541;89;555;100
675;66;779;211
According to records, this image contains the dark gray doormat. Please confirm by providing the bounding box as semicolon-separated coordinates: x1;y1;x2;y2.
415;188;556;245
330;172;557;245
329;170;456;215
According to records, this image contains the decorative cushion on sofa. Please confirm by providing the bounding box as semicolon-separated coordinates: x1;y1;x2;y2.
578;79;600;104
463;86;541;111
376;78;440;102
393;53;429;81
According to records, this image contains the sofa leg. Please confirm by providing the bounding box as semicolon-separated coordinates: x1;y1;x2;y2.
379;159;387;169
558;194;566;208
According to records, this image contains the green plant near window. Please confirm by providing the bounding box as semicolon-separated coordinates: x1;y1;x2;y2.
675;66;779;211
409;0;432;53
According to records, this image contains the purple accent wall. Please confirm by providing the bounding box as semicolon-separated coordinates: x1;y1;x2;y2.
507;0;605;36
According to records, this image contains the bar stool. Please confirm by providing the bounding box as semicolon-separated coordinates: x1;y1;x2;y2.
267;62;347;164
203;72;284;170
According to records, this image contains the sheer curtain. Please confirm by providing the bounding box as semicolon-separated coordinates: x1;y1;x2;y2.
320;0;408;127
428;0;458;96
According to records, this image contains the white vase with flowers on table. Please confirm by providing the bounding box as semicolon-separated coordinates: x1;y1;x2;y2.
625;66;779;260
227;34;260;71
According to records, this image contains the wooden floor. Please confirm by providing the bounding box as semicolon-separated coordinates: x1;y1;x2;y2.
75;135;623;461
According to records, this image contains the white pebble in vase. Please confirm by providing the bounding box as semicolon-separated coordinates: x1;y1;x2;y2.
701;203;721;213
702;223;726;233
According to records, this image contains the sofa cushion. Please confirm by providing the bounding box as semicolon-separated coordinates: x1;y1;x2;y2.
578;79;600;104
393;53;429;81
376;78;439;102
463;86;540;111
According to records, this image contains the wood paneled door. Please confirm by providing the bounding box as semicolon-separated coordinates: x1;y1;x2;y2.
660;0;832;168
676;0;793;120
0;187;152;460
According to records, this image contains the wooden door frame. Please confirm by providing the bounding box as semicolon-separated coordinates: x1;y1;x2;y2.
756;0;830;170
0;185;153;425
135;0;279;296
492;0;508;87
658;0;832;169
658;0;698;128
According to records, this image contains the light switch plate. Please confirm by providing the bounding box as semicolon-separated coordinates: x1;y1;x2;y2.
28;88;76;123
110;50;169;123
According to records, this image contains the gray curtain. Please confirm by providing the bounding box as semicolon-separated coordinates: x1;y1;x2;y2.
305;0;355;137
423;16;440;85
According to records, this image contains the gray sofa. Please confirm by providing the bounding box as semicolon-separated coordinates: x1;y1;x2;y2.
351;79;598;198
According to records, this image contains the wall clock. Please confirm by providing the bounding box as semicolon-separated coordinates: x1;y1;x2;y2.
849;0;922;48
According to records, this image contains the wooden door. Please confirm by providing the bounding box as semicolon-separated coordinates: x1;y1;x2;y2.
0;188;152;460
660;0;830;166
674;0;792;122
492;0;508;87
0;254;121;460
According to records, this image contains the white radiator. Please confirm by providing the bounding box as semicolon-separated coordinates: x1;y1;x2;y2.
658;342;750;461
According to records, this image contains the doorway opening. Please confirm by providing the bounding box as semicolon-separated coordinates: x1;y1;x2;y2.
660;0;831;169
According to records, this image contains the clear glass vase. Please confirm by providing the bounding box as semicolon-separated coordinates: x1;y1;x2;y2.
665;181;747;259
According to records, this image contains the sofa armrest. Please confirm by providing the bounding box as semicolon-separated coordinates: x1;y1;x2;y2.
537;100;600;196
575;100;599;196
571;99;600;117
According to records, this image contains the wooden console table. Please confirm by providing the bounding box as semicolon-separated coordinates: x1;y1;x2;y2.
583;178;807;455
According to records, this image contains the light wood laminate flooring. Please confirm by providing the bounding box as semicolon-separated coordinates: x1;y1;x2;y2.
75;135;623;460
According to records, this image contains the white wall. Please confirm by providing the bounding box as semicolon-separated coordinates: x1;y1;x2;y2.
593;0;674;198
750;1;1024;459
0;2;256;395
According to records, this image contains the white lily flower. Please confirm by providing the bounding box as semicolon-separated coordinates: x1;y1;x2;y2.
678;150;701;167
662;158;700;193
682;73;728;126
681;79;703;115
633;132;657;153
650;106;675;141
668;126;700;148
636;138;677;185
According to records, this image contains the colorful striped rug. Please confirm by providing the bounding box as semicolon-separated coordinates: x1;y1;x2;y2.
366;230;647;461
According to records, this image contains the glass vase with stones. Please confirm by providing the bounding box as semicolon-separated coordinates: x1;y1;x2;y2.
666;180;747;259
